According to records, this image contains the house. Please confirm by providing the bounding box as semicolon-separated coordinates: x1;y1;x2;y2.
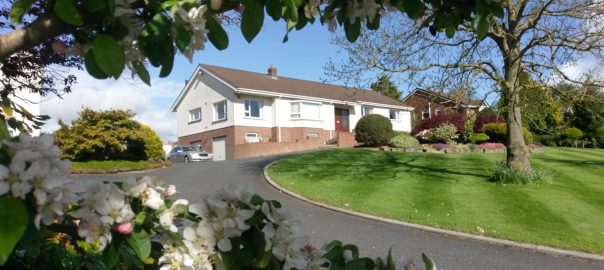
171;64;414;160
402;88;487;120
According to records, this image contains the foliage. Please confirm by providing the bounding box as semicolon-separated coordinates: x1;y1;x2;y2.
428;123;458;144
460;120;474;143
568;86;604;138
481;123;532;145
370;75;401;100
354;114;394;147
389;133;419;148
431;143;450;151
563;127;584;140
489;161;552;185
473;111;504;132
534;134;559;147
411;112;464;135
516;73;563;134
471;133;490;144
53;108;162;161
70;160;171;174
0;133;438;270
598;125;604;145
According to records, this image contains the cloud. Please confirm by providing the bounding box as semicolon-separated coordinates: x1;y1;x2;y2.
40;70;184;141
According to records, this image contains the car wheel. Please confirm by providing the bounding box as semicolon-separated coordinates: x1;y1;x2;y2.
184;156;190;163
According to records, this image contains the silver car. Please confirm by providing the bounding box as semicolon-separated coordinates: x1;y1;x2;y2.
167;146;213;162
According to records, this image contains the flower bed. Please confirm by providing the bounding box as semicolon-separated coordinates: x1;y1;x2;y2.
0;134;435;270
386;142;544;154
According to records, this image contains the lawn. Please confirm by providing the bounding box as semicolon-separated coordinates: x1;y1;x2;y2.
70;160;170;174
267;147;604;253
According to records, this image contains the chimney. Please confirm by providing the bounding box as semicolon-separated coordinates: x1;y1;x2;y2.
267;65;277;79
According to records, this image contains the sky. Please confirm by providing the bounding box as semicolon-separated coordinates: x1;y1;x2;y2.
40;18;347;141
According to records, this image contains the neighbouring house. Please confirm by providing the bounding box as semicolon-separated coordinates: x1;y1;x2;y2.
402;88;487;120
171;64;414;160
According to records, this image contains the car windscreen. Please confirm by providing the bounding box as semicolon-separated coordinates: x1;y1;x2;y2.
181;147;196;152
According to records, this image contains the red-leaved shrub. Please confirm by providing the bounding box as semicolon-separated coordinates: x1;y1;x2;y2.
473;114;505;132
412;112;464;135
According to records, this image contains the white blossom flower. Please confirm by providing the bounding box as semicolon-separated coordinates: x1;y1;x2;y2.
143;187;165;210
78;215;112;250
304;0;321;19
159;199;189;233
95;183;135;225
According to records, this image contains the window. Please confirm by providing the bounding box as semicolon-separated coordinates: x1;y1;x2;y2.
290;101;321;120
189;108;201;122
245;133;260;143
435;107;442;116
290;102;301;118
362;106;373;116
389;109;400;120
214;100;227;121
306;133;319;139
244;99;263;118
422;103;430;119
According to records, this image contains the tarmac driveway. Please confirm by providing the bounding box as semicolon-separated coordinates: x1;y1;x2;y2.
73;155;604;270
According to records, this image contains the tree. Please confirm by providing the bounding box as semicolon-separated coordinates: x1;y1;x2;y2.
568;86;604;138
54;108;163;161
370;75;401;100
326;2;604;172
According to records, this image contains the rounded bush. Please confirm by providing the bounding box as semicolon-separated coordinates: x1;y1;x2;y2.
564;127;584;140
354;114;394;146
390;133;420;148
428;123;458;143
471;133;490;144
482;122;533;145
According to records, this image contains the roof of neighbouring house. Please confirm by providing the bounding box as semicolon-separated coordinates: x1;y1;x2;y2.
402;88;486;108
199;64;407;107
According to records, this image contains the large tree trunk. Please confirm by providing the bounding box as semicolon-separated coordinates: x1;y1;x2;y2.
503;48;531;173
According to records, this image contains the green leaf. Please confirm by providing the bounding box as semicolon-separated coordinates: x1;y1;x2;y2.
385;248;395;270
476;16;489;40
241;0;265;43
445;25;455;38
401;0;426;20
489;1;505;18
174;24;192;53
0;197;29;265
344;18;361;43
159;45;174;77
345;258;375;270
206;15;229;50
367;13;380;30
126;229;151;262
102;237;120;269
83;0;106;12
54;0;83;26
266;0;282;21
9;0;36;24
295;12;308;30
92;34;126;78
342;244;359;259
422;253;435;270
84;50;109;79
133;62;151;86
0;117;10;141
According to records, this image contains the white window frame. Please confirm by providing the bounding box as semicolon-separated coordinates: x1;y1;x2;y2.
435;107;442;116
213;100;227;121
290;102;301;119
362;106;373;116
290;101;322;120
245;132;260;143
244;99;263;118
189;107;202;123
422;103;431;119
306;133;319;139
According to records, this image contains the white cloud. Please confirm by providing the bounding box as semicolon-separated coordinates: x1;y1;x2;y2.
40;70;184;141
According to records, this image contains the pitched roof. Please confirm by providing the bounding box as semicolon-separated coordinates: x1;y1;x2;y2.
402;88;486;108
200;64;406;107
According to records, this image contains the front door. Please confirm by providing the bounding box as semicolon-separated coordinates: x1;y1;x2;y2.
334;108;349;131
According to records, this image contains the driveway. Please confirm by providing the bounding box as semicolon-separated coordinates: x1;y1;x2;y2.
74;155;604;270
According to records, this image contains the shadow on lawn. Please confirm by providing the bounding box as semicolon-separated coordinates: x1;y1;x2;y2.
533;157;604;169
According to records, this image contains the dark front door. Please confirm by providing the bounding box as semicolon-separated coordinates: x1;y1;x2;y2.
335;108;349;131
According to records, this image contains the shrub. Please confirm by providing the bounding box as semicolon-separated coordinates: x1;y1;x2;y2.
411;112;464;135
389;133;420;148
598;125;604;145
355;114;394;146
563;127;583;140
534;134;558;146
489;161;552;184
473;113;504;132
481;122;532;145
431;143;450;151
141;125;165;160
471;133;490;144
428;123;458;143
482;123;506;143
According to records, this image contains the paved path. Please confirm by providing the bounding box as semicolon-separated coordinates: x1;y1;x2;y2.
74;156;604;270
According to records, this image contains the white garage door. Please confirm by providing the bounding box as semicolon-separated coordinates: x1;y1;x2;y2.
212;137;226;161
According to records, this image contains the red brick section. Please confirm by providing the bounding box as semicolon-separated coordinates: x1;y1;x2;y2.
405;94;470;119
234;138;325;159
178;126;236;159
336;131;358;147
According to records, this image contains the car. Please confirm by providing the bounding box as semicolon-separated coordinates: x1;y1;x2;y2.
167;146;213;162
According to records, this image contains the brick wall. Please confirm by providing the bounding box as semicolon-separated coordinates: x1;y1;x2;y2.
178;126;235;159
234;138;325;159
404;94;468;120
336;131;358;147
233;126;273;144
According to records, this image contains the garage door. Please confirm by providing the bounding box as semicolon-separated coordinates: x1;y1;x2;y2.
212;137;226;161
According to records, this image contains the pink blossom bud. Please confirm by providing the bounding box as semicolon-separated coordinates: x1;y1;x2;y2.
116;222;133;235
164;185;177;197
51;40;67;54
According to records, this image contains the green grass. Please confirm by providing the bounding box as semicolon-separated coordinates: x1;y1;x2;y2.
268;147;604;253
70;160;170;174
